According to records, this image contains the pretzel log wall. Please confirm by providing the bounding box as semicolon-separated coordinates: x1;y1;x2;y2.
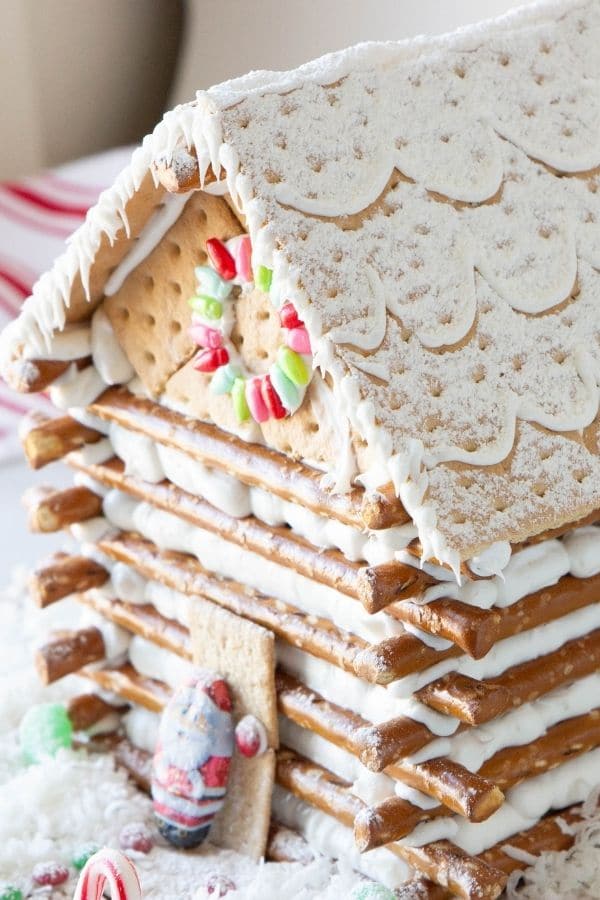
3;2;600;897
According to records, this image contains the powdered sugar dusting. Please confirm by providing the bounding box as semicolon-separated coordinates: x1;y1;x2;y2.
4;1;600;562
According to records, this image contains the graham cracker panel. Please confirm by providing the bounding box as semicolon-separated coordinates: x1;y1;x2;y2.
65;172;165;325
426;420;600;559
188;599;277;859
104;191;244;395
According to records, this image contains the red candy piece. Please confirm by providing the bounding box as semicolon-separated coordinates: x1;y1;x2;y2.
32;861;69;887
206;238;236;281
279;301;303;329
204;874;236;896
119;822;154;855
188;323;223;349
234;716;266;757
194;347;229;373
205;678;233;712
261;373;287;419
200;755;231;788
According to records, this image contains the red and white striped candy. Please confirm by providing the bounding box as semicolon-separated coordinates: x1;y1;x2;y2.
73;848;142;900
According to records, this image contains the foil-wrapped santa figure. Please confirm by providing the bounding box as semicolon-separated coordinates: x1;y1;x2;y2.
151;670;234;848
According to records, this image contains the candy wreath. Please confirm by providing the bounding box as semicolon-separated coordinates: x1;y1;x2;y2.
188;236;313;424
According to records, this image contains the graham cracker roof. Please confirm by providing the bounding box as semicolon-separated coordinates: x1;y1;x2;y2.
2;0;600;570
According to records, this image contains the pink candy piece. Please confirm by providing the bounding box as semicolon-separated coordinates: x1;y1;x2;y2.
206;238;236;281
285;326;311;355
194;347;229;373
73;848;142;900
188;323;223;349
279;302;303;330
119;822;154;855
32;861;69;887
234;235;253;283
245;377;270;423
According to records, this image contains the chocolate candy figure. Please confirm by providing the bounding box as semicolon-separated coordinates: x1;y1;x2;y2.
151;671;234;849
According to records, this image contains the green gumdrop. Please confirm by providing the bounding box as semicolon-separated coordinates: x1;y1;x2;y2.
19;703;72;764
0;888;23;900
72;843;99;871
350;883;396;900
254;265;273;293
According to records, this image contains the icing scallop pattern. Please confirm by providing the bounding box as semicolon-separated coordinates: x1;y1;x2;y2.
211;3;600;473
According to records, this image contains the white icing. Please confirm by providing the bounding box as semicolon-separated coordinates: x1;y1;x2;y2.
103;192;190;296
24;323;91;362
49;363;107;410
107;421;415;564
90;307;135;385
272;785;411;889
401;748;600;856
468;541;512;578
101;489;406;645
411;526;600;610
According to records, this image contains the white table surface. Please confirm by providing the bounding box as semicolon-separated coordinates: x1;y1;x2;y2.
0;457;72;574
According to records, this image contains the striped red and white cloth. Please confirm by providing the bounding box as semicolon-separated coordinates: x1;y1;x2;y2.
0;146;132;462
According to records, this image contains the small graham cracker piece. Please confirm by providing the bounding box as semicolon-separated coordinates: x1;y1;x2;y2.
188;599;277;860
104;191;243;396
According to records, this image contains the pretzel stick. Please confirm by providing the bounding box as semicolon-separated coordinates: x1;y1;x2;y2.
89;387;408;530
389;841;507;900
36;626;106;684
77;593;501;825
396;805;587;899
68;456;367;600
3;357;84;393
82;663;169;712
358;569;600;683
417;629;600;717
388;570;600;659
23;485;103;533
415;674;511;726
20;411;101;469
30;552;109;607
96;532;385;680
481;708;600;788
113;737;153;793
276;672;501;820
67;693;126;731
357;561;436;614
276;747;364;828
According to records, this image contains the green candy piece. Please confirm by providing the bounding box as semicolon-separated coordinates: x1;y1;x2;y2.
195;265;232;300
211;363;239;395
269;363;299;411
350;883;396;900
72;844;99;871
0;887;23;900
188;295;223;320
19;703;72;764
255;265;273;293
277;345;310;386
231;377;250;422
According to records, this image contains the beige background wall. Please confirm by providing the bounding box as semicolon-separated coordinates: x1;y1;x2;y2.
0;0;182;179
0;0;526;180
171;0;525;106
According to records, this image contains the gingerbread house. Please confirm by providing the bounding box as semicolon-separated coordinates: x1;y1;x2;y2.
2;0;600;896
